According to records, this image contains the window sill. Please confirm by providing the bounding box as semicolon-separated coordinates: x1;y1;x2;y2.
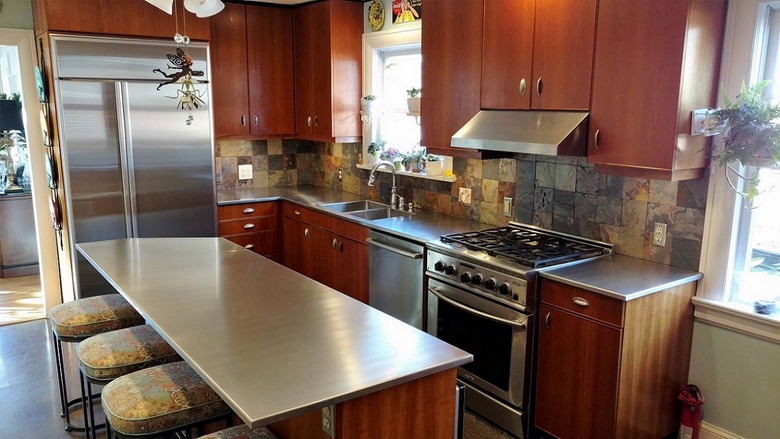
692;296;780;344
356;163;457;183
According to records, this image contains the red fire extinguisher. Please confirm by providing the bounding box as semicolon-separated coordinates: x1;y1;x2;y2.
678;384;704;439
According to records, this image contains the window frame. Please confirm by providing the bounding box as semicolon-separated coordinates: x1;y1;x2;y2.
696;0;780;343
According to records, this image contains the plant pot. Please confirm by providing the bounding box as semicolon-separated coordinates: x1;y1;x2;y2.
361;99;378;114
425;160;443;176
393;159;403;171
407;97;420;114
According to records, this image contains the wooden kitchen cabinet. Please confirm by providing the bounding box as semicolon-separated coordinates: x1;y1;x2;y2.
587;0;727;180
31;0;210;39
292;0;362;143
211;3;294;138
534;279;697;439
218;201;279;261
282;202;369;303
481;0;596;110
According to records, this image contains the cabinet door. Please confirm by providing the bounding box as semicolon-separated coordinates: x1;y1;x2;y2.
247;5;295;136
283;217;313;278
332;237;368;304
421;0;483;153
530;0;597;110
211;3;250;136
293;4;316;137
481;0;534;110
535;304;621;439
308;1;334;139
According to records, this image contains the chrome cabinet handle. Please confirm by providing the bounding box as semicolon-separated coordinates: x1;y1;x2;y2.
594;129;600;149
536;77;542;96
313;115;319;127
294;209;301;215
304;228;309;238
243;223;255;230
332;238;338;250
572;297;590;307
545;311;551;330
242;207;255;214
244;244;255;250
519;78;527;96
241;115;246;126
307;116;312;127
253;115;259;126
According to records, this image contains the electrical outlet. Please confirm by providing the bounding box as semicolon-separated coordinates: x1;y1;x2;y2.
338;169;343;181
458;187;472;205
238;164;252;180
503;197;513;216
321;405;335;438
653;222;667;247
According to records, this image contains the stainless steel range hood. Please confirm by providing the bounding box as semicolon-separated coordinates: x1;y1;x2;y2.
450;110;590;156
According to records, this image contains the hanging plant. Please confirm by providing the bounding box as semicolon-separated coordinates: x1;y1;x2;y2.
712;80;780;201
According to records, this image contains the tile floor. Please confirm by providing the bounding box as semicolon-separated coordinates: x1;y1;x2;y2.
0;274;45;326
0;318;515;439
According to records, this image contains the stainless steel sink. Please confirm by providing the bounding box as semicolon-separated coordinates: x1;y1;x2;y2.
348;208;411;221
320;200;389;212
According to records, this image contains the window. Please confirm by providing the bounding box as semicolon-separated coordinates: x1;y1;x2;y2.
697;0;780;342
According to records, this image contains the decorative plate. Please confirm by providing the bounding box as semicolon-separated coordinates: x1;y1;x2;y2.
368;0;385;31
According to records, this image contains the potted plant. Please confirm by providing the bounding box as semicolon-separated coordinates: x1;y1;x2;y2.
379;147;405;170
367;139;386;157
402;147;426;172
423;153;443;176
406;87;421;114
711;80;780;200
361;95;378;114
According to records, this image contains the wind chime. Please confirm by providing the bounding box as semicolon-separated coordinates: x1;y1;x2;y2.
152;0;207;125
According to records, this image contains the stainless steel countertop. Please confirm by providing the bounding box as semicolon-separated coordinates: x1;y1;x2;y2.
540;253;702;301
76;238;472;428
218;186;487;242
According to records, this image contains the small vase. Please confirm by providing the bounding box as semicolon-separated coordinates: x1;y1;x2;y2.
407;97;421;114
361;99;378;114
393;159;403;171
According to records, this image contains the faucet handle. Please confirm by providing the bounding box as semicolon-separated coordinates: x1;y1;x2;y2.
397;196;404;209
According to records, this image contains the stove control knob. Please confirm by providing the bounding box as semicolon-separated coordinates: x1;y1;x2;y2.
460;272;472;283
484;278;497;290
445;265;457;275
471;274;484;286
434;260;445;272
499;283;512;296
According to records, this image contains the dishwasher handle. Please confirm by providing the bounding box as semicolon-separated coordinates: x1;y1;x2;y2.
366;238;423;259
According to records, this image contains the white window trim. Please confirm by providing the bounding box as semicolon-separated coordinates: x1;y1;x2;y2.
697;0;780;343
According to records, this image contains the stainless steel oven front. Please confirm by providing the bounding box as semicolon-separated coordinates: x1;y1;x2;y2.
427;277;532;437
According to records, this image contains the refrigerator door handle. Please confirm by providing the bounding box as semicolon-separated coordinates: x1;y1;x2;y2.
116;82;137;237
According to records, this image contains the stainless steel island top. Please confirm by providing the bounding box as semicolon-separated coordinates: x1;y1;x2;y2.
76;238;472;429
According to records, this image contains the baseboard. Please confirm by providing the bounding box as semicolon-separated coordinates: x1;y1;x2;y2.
700;421;744;439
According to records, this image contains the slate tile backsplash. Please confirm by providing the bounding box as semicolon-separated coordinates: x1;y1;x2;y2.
216;139;705;271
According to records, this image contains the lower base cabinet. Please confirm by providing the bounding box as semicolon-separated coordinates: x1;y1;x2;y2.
218;202;279;261
282;202;368;303
534;278;696;439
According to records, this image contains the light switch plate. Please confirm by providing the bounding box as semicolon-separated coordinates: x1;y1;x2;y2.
458;187;472;205
238;164;252;180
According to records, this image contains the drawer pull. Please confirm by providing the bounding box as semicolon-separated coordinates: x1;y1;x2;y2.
304;228;309;238
243;223;255;230
519;78;526;96
243;207;255;214
294;210;301;216
332;238;338;250
244;244;255;250
594;129;600;149
545;311;551;330
572;297;590;307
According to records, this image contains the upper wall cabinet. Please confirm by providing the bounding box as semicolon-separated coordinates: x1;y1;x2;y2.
421;0;486;158
481;0;597;110
31;0;210;40
588;0;727;181
293;0;362;143
211;4;295;138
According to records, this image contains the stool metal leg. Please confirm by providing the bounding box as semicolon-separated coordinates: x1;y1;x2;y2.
51;331;67;418
79;370;90;438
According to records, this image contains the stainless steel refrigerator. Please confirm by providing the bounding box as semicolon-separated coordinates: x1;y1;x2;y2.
50;35;216;298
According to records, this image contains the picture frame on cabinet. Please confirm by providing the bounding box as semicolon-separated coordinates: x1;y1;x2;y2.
393;0;421;24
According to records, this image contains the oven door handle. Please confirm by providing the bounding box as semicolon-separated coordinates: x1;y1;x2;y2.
429;287;527;329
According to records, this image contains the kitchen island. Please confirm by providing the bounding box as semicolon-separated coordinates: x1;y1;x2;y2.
76;238;472;438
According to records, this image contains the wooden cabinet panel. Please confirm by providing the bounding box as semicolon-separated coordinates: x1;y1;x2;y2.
218;201;278;261
31;0;210;40
283;217;313;278
218;202;276;221
211;4;294;138
218;216;276;236
224;231;276;259
540;280;624;327
420;0;483;156
535;304;621;439
293;0;362;142
588;0;727;180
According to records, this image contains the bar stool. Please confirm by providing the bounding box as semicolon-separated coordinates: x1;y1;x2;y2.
49;294;145;431
78;324;182;439
102;361;234;438
196;425;279;439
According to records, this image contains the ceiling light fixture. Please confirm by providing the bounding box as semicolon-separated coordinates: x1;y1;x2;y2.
145;0;225;18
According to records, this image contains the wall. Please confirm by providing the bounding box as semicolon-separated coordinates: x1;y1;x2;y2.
0;0;33;29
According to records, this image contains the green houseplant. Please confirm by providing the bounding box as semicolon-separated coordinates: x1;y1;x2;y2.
713;80;780;200
406;87;421;114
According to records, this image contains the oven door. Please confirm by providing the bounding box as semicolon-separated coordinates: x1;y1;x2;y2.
427;278;530;409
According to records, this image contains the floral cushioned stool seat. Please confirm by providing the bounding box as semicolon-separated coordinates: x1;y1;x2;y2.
197;425;279;439
102;361;233;438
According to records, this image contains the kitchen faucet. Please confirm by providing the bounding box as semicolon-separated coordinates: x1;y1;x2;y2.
368;160;401;209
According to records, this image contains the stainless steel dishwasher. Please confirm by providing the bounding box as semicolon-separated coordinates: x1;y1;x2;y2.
367;230;425;329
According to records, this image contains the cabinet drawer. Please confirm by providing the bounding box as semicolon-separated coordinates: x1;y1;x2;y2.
222;231;277;259
218;202;277;221
282;202;311;222
218;216;276;236
541;279;624;328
